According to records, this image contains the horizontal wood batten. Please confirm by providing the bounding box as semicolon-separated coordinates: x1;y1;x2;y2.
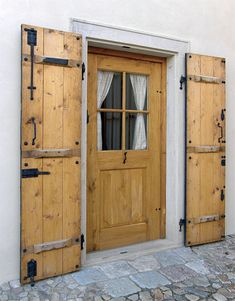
22;148;80;158
187;146;225;153
22;237;80;255
187;74;225;84
22;54;81;68
188;214;225;225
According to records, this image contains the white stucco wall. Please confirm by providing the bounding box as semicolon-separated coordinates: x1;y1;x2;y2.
0;0;234;284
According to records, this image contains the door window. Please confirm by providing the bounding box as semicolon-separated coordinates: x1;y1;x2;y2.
97;71;148;151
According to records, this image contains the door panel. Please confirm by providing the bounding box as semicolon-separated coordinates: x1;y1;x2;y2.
186;53;226;246
87;50;166;251
21;25;82;283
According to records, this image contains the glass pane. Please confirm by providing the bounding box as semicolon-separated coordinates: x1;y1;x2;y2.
102;72;122;109
125;113;147;150
101;112;122;150
126;74;148;110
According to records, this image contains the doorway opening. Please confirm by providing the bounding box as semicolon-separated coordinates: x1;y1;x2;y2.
87;47;166;252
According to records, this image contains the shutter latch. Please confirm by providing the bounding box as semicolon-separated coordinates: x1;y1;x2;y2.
179;218;186;232
82;63;86;80
24;28;37;100
81;234;85;250
180;76;186;90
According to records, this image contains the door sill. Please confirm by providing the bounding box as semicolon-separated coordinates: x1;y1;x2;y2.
85;239;181;267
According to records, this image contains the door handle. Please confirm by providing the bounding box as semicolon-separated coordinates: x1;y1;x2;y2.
123;151;127;164
217;122;224;143
31;117;37;145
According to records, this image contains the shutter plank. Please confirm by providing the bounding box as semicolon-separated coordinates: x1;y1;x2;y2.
21;158;43;282
62;157;81;273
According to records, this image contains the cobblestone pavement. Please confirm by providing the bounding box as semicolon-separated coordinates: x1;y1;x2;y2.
1;235;235;301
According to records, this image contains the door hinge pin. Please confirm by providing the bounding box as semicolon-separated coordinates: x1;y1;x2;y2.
26;259;37;286
87;110;89;124
81;234;85;250
179;218;186;232
221;189;225;201
221;156;226;166
180;76;186;90
82;62;86;80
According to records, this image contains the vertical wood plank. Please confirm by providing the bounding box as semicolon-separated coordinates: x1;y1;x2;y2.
62;157;81;273
42;158;63;277
43;65;64;148
21;158;43;282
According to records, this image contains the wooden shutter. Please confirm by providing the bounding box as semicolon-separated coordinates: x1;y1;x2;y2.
21;25;82;284
185;53;226;246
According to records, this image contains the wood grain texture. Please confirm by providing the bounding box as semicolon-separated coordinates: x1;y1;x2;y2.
87;51;166;251
21;24;81;283
186;53;226;246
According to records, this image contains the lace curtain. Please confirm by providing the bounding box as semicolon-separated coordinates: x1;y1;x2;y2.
97;71;114;150
130;74;147;150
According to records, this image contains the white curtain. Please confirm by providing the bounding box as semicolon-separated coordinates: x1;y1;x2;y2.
130;74;147;150
97;71;114;150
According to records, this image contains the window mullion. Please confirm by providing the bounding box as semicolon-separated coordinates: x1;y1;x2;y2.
122;72;126;151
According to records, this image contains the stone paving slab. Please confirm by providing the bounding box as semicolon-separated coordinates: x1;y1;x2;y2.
102;278;141;298
99;261;137;279
130;271;170;289
127;255;161;272
0;235;235;300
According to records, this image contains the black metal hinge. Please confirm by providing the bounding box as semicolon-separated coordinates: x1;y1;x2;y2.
221;189;225;201
179;218;186;232
180;76;186;90
81;234;85;250
82;63;86;80
21;168;50;178
26;259;37;286
221;156;226;166
87;110;89;124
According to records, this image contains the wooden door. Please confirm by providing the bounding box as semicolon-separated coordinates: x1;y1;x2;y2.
87;49;166;251
21;25;82;284
186;53;226;246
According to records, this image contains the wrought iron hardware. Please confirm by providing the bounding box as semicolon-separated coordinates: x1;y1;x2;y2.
82;62;85;80
21;168;50;178
180;76;186;90
179;218;186;232
221;109;226;121
221;156;226;166
27;259;37;286
221;189;225;201
31;117;37;145
123;151;127;164
42;57;69;66
217;122;224;143
87;110;89;124
81;234;85;250
24;28;37;100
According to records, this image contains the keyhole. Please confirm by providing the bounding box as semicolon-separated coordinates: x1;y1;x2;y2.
123;151;127;164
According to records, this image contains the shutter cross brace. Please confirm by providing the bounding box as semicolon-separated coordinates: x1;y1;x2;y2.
24;28;37;100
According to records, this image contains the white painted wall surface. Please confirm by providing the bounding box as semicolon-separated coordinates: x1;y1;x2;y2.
0;0;234;283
